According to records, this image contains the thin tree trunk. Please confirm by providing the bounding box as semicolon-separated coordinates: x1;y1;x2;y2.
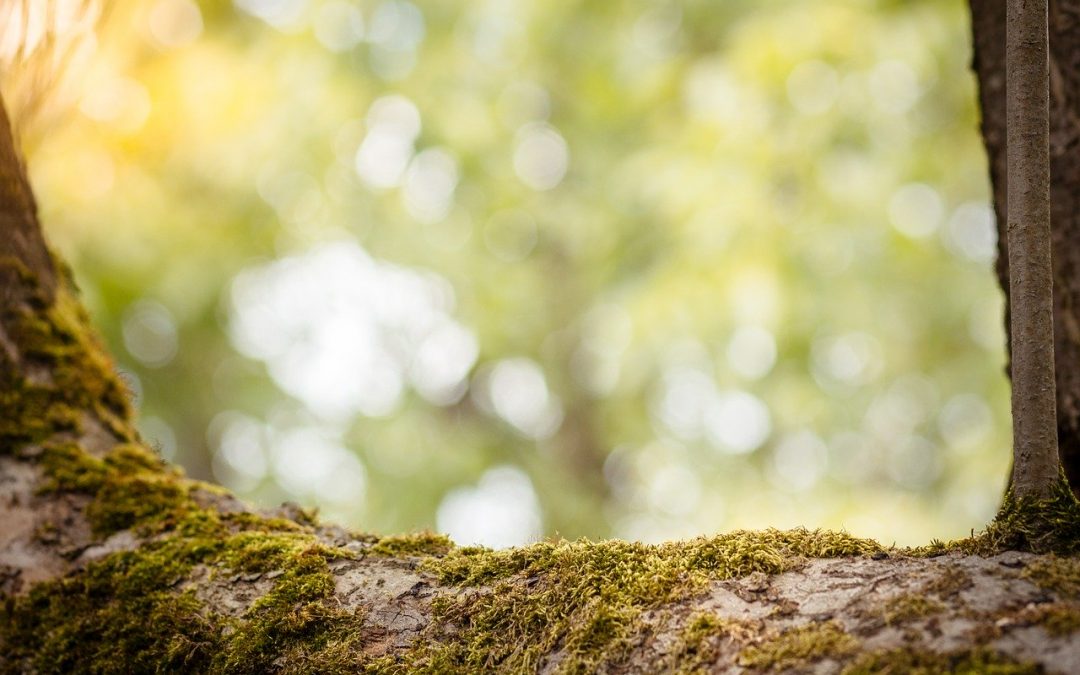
1006;0;1060;497
972;0;1080;495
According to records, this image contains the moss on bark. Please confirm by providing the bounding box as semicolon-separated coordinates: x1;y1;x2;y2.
0;257;133;455
401;529;881;673
737;621;858;671
840;648;1040;675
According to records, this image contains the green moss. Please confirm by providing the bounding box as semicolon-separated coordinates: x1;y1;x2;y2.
841;648;1041;674
3;541;224;673
673;613;726;673
217;545;366;674
922;566;973;598
38;441;107;492
914;476;1080;557
38;441;192;536
1015;602;1080;636
6;430;374;672
371;531;453;557
880;593;946;626
103;442;168;474
737;621;857;671
399;528;879;673
86;474;190;535
981;477;1080;554
217;530;318;572
665;612;757;675
0;507;371;674
1023;555;1080;597
0;263;134;454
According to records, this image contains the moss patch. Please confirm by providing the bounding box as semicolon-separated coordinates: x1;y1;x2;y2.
2;544;223;673
3;527;867;673
1014;602;1080;636
405;529;879;673
914;475;1080;557
841;648;1041;674
371;532;453;557
880;593;946;626
1023;555;1080;597
217;544;366;674
922;566;974;599
737;620;857;671
664;612;758;674
0;509;366;674
0;259;133;454
38;441;195;537
982;478;1080;554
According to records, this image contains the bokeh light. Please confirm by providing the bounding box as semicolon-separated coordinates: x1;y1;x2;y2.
20;0;1007;547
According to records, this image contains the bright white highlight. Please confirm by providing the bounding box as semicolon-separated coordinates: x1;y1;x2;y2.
313;1;364;52
147;0;203;48
234;0;307;30
888;182;944;239
726;325;777;380
769;430;828;492
945;202;997;263
811;332;883;390
403;147;459;223
787;60;839;115
355;94;422;189
436;466;542;548
270;426;367;505
703;390;772;454
477;358;563;439
229;241;479;419
652;366;772;454
122;299;179;368
869;60;921;115
513;122;569;191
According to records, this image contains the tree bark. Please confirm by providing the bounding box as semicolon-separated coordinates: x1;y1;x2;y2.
0;98;55;301
972;0;1080;494
1006;0;1060;497
3;21;1080;673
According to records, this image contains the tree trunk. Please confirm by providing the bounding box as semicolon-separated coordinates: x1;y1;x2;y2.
1006;0;1060;497
972;0;1080;494
3;23;1080;675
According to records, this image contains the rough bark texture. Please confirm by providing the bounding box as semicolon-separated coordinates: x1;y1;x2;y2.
3;18;1080;673
972;0;1080;495
0;98;54;301
1006;0;1060;497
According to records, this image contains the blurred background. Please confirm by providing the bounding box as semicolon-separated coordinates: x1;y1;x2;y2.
13;0;1008;547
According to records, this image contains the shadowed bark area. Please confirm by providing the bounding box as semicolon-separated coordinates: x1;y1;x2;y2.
971;0;1080;495
0;99;55;301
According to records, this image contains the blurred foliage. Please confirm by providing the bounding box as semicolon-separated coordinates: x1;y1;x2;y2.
23;0;1008;546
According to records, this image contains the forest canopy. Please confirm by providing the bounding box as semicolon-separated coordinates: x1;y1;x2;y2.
18;0;1005;548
